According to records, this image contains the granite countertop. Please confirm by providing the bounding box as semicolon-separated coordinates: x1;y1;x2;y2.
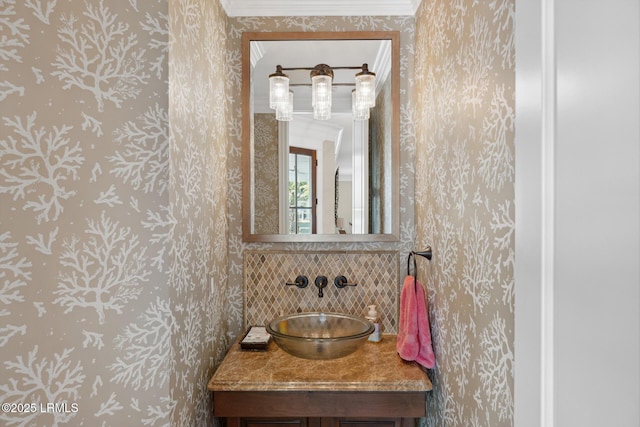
208;334;433;392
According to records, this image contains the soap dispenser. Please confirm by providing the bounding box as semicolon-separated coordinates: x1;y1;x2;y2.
365;304;382;342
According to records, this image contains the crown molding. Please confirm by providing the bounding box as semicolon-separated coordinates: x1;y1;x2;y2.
372;40;392;94
221;0;422;17
250;41;265;67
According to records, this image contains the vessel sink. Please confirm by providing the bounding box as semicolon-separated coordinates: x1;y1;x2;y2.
266;312;375;360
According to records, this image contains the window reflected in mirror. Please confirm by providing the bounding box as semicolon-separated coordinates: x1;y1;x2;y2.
288;147;316;235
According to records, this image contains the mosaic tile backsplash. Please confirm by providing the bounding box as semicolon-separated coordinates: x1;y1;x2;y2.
245;251;400;333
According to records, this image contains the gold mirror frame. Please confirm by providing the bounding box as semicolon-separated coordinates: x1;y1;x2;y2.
242;31;400;243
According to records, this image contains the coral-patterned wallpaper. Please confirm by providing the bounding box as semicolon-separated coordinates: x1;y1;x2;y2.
1;0;174;424
1;0;231;425
168;0;232;425
253;113;279;234
1;1;515;426
414;0;516;425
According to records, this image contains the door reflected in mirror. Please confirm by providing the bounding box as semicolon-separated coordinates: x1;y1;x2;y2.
242;32;400;242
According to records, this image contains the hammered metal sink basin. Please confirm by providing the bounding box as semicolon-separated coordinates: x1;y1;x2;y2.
266;312;374;360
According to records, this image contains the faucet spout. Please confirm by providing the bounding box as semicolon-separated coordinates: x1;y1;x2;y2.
314;275;328;297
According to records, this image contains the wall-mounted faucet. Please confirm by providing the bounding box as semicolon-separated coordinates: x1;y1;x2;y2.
334;275;358;288
314;275;328;297
286;275;309;289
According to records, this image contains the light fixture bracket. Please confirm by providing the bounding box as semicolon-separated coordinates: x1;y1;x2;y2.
355;63;375;78
269;64;288;79
309;64;334;79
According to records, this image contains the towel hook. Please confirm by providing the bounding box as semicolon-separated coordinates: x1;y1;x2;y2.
407;247;433;277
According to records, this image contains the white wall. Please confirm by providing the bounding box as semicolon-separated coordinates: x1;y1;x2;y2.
338;180;353;233
515;0;640;426
321;140;336;233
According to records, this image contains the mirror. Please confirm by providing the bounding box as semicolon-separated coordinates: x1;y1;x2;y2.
242;31;400;242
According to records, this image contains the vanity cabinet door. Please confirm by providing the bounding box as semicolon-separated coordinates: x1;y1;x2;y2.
241;418;309;427
327;418;402;427
236;417;405;427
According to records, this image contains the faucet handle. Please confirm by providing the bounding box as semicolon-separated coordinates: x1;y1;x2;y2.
334;275;358;288
286;275;308;288
314;275;328;297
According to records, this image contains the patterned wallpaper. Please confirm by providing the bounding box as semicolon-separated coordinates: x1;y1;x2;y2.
1;1;515;426
0;0;230;426
0;0;172;425
369;75;391;233
168;0;232;425
253;113;279;234
414;0;516;426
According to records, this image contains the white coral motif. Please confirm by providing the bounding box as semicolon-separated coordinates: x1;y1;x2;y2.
0;231;31;346
51;0;149;111
94;184;123;207
0;0;29;99
25;227;59;255
108;297;172;390
81;330;104;350
140;10;168;80
490;0;515;69
141;395;174;426
461;214;494;314
109;103;169;196
0;346;85;427
0;81;24;101
141;205;174;272
461;14;494;115
53;211;149;324
478;84;514;192
450;313;472;395
95;391;123;417
24;0;57;24
81;112;103;137
0;113;84;223
478;313;514;422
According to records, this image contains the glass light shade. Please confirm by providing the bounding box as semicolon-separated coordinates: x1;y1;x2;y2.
313;101;331;120
352;89;370;120
355;64;376;108
269;66;289;110
311;74;332;108
312;73;332;120
276;91;293;121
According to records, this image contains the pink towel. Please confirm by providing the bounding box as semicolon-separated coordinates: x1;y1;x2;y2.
397;275;435;369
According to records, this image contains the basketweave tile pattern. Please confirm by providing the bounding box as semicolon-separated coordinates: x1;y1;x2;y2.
245;251;400;333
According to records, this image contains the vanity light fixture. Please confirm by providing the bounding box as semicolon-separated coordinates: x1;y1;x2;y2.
268;63;376;122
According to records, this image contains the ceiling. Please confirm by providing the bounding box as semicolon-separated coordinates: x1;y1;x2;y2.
220;0;422;17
